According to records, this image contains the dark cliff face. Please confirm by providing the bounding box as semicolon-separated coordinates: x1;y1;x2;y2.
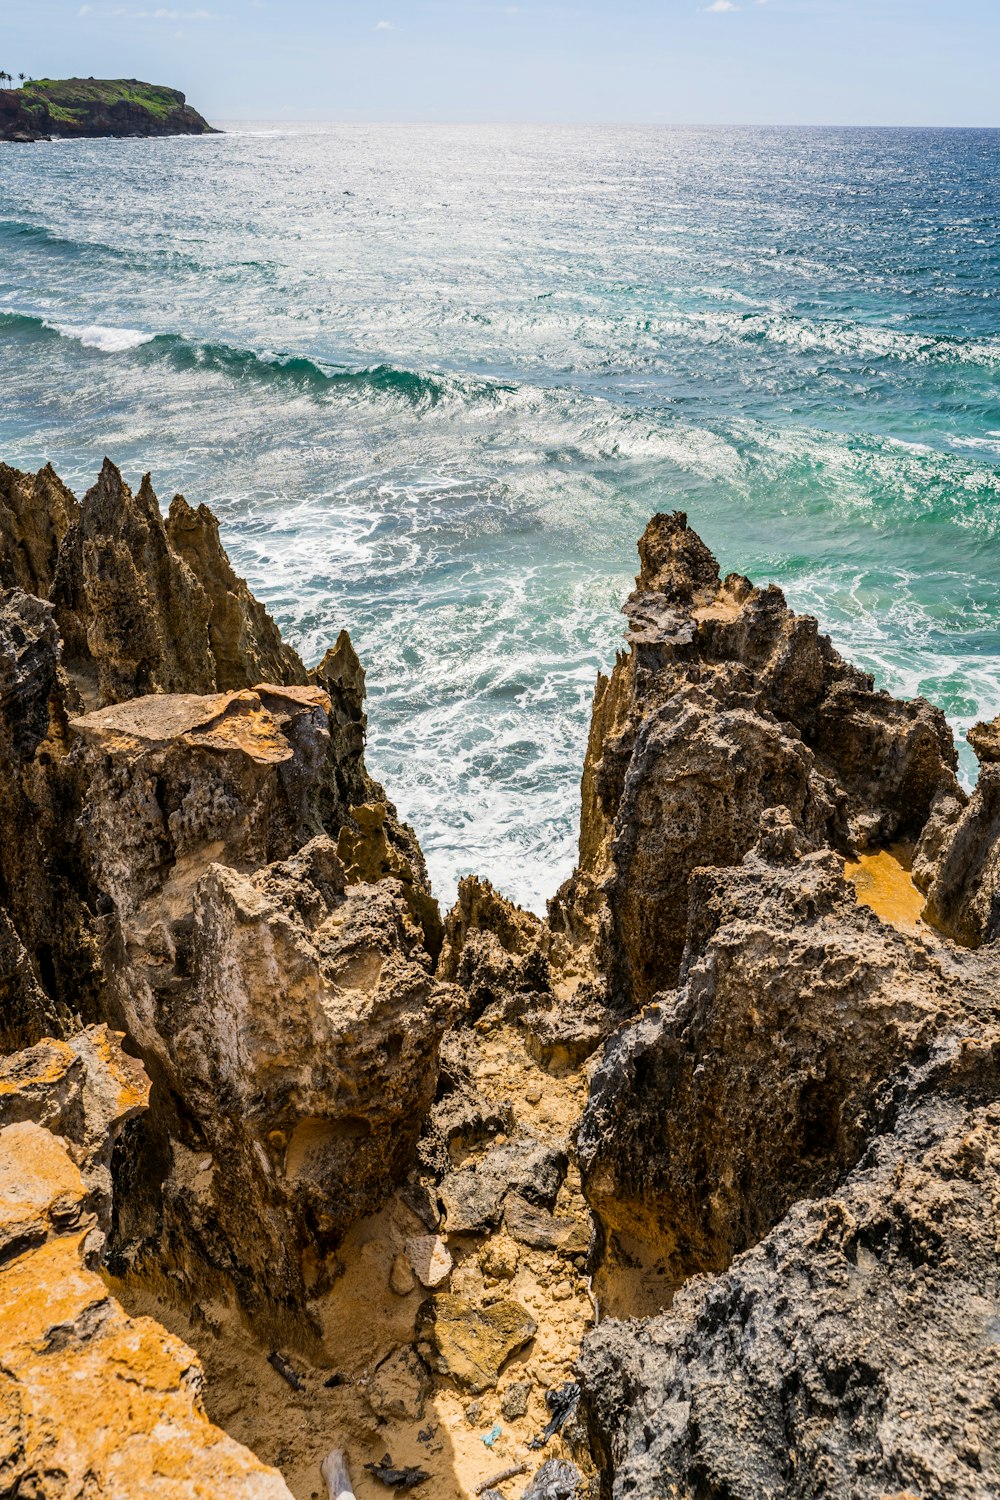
0;78;217;141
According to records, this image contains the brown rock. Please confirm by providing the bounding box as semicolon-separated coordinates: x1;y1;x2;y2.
0;462;79;596
912;720;1000;946
559;511;960;1009
416;1293;537;1394
390;1252;417;1296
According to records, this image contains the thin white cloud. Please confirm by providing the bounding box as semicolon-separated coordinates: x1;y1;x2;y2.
80;4;214;14
706;1;740;10
374;18;393;29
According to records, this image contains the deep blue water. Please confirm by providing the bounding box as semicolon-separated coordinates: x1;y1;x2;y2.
1;124;998;910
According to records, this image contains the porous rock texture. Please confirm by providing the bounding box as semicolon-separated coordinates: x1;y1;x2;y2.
4;471;1000;1498
0;458;450;1324
581;1080;1000;1500
566;518;1000;1497
0;1032;293;1498
558;511;959;1010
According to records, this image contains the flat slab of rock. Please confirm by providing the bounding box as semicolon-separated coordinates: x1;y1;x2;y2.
69;686;330;765
405;1233;453;1287
416;1293;536;1394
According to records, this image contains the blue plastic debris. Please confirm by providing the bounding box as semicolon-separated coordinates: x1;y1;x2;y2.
482;1422;502;1448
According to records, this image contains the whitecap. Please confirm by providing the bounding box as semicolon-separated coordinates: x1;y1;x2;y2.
52;322;155;354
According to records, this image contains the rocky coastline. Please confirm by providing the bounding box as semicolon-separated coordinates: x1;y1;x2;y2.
0;79;216;142
1;457;997;1497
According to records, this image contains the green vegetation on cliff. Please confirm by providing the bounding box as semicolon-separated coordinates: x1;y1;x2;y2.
0;76;217;140
22;77;183;122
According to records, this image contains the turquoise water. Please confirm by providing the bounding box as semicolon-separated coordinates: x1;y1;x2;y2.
1;124;998;911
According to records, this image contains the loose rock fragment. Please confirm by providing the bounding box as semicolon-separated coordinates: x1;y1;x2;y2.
390;1252;417;1296
405;1232;453;1287
416;1293;537;1394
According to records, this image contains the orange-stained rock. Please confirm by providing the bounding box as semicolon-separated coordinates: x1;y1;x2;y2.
0;1026;150;1250
0;1122;293;1499
0;1121;88;1255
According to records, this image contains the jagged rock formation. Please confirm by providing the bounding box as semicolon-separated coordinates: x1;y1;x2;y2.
566;517;1000;1497
0;1031;293;1497
0;458;447;1325
4;468;1000;1498
577;810;990;1283
559;512;959;1010
581;1078;1000;1499
912;714;1000;946
51;460;307;708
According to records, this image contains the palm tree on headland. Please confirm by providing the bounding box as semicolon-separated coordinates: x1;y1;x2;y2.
18;74;26;87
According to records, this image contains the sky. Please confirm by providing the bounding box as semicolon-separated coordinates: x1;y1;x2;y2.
3;0;999;126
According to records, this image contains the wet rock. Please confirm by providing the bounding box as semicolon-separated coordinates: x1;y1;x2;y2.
365;1346;432;1422
416;1293;537;1393
405;1233;453;1288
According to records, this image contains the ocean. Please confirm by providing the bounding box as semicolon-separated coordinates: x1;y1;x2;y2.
1;123;998;912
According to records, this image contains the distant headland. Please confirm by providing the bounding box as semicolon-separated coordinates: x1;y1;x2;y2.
0;77;218;142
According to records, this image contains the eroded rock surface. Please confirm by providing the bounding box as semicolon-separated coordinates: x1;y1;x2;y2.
581;1082;1000;1500
71;686;455;1310
560;511;958;1008
4;466;1000;1499
0;459;447;1328
570;521;1000;1497
578;811;986;1284
0;1028;293;1498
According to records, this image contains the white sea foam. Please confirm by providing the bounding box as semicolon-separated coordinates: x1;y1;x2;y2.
52;322;155;354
